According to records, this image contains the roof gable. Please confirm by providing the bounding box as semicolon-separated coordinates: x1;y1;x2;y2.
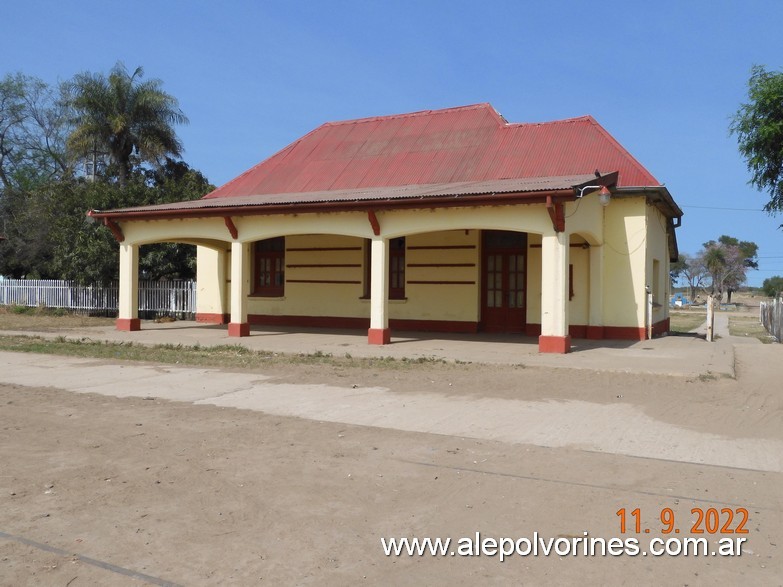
204;103;659;199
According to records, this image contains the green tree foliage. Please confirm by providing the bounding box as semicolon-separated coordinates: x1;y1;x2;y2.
0;66;211;282
0;180;58;278
731;66;783;215
698;235;758;303
66;63;188;187
0;73;73;276
762;276;783;298
0;72;72;188
717;235;759;269
48;160;213;284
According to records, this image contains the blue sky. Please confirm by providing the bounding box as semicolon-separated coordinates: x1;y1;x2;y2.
3;0;782;285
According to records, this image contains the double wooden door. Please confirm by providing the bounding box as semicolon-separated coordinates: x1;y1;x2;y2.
482;231;527;333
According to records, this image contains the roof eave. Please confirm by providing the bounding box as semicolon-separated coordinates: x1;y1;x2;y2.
613;186;682;262
613;185;683;220
88;189;579;222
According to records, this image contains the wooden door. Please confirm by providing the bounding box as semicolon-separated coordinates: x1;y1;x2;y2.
482;231;527;332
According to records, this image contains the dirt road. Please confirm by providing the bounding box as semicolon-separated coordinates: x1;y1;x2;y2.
0;346;781;585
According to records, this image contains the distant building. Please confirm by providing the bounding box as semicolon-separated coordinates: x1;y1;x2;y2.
90;104;682;353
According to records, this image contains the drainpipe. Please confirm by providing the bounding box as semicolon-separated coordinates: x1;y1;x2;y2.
646;285;653;339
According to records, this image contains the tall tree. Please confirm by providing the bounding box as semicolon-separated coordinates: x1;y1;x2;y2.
730;65;783;216
65;63;188;186
673;253;708;302
0;73;73;277
717;235;758;302
698;235;758;303
0;73;71;190
0;74;28;189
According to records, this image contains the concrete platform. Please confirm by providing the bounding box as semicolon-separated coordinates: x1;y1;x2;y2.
1;314;738;377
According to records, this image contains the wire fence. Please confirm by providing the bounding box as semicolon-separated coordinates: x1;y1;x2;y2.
0;279;197;318
760;297;782;343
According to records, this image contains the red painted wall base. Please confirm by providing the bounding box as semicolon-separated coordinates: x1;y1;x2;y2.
651;317;670;337
116;318;141;332
539;335;571;353
368;328;391;345
196;312;230;325
585;326;604;339
228;322;250;337
529;322;670;341
568;325;587;338
602;326;646;341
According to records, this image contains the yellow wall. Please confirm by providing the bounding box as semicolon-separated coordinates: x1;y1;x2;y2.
526;234;592;326
391;230;480;322
248;234;366;318
196;247;228;315
602;198;648;328
240;231;481;322
569;235;590;325
526;234;542;324
646;204;671;324
128;196;670;334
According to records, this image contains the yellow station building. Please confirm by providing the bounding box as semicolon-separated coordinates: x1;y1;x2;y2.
90;104;682;353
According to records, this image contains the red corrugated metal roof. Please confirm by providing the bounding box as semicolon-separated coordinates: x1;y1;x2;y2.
204;103;659;200
95;174;605;218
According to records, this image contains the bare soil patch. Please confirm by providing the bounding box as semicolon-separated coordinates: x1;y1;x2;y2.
1;382;780;585
0;312;781;583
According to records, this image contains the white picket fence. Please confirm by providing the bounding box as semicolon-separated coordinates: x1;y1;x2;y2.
760;297;782;342
0;279;197;317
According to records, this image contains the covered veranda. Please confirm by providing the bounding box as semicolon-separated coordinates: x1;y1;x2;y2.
89;174;619;354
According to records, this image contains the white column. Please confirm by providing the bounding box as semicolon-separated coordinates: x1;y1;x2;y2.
539;232;570;353
228;241;250;337
587;244;604;339
117;243;140;331
368;236;390;344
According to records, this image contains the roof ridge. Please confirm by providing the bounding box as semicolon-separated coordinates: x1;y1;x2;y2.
323;106;599;129
321;103;496;127
503;115;594;128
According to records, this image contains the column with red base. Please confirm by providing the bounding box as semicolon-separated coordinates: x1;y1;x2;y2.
117;243;140;331
368;236;391;345
228;240;250;337
539;231;571;353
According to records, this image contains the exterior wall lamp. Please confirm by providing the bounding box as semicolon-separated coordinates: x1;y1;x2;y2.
598;186;611;207
577;185;612;206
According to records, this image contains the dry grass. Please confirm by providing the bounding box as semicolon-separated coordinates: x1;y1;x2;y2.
0;333;454;371
728;314;776;343
669;310;706;333
0;306;114;331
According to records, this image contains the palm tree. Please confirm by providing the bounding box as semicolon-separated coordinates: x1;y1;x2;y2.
66;63;188;186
